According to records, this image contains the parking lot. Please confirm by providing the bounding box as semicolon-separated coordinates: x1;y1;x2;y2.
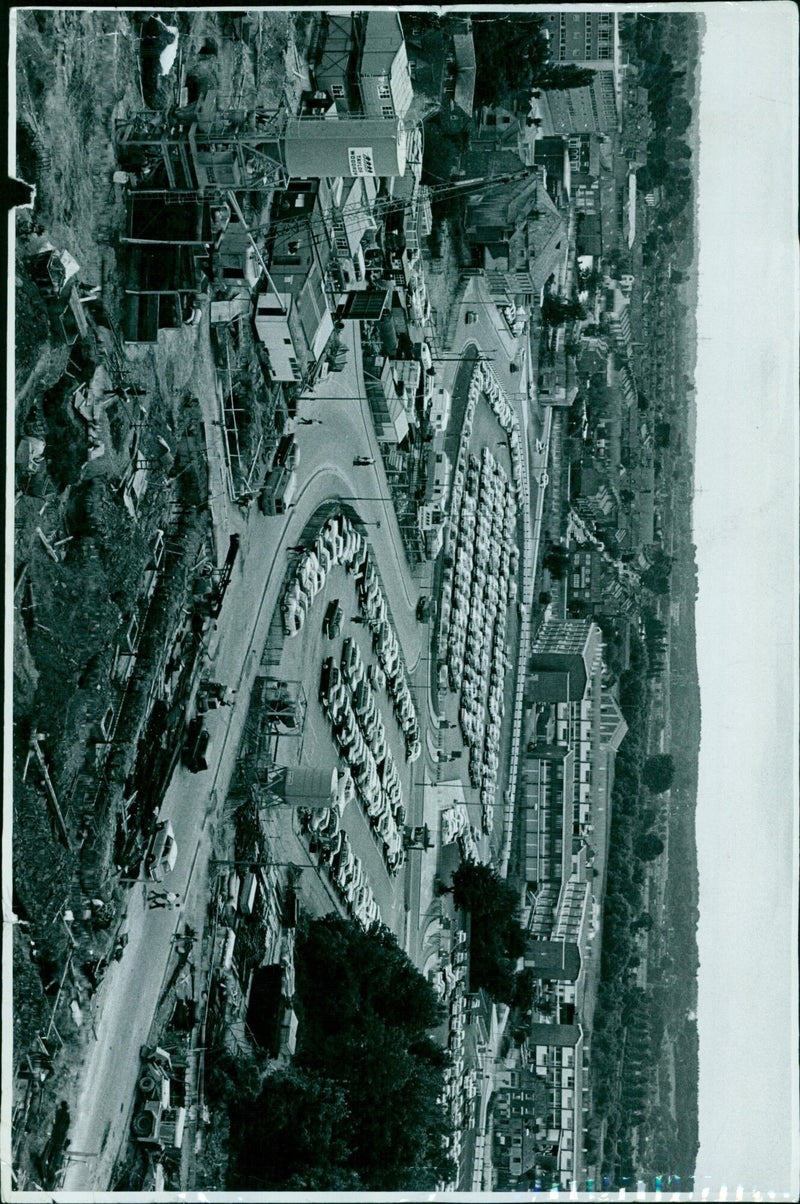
260;513;423;943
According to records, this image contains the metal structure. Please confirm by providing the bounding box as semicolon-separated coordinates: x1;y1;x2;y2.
258;677;308;736
116;92;414;196
115;94;288;193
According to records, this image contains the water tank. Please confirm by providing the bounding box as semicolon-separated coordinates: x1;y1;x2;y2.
282;765;338;808
282;116;407;179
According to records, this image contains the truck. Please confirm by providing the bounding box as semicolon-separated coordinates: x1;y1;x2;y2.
132;1048;187;1151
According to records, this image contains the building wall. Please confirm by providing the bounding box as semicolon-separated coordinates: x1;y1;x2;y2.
544;11;616;64
254;298;300;382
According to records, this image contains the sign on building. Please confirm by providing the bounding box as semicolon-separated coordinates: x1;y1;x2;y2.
348;146;376;177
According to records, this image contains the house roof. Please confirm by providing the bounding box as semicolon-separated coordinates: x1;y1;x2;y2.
451;30;476;115
362;10;413;120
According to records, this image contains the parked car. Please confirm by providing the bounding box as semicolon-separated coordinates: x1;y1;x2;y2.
145;820;178;881
319;657;340;703
183;717;211;772
323;599;343;640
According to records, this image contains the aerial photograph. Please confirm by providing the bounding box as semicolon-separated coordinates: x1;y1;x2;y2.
5;4;797;1200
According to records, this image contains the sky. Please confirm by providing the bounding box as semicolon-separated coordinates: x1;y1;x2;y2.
694;2;799;1199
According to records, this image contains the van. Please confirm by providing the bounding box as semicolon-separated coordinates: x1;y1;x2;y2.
259;465;296;515
145;820;178;882
273;435;298;473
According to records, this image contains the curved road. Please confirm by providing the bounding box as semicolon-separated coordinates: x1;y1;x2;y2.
62;319;422;1191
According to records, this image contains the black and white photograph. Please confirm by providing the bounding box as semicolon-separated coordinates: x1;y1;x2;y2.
4;4;798;1199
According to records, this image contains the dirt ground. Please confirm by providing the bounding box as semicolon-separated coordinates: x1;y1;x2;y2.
12;9;297;1188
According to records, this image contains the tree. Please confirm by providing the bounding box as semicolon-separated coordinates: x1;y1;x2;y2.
448;863;526;1004
450;862;516;916
542;294;586;326
641;554;672;595
636;833;666;862
543;545;570;580
471;14;550;108
642;754;675;794
229;914;452;1191
540;64;595;91
229;1067;353;1190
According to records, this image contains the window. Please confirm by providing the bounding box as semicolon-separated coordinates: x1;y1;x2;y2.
378;83;392;100
283;337;292;345
294;196;305;207
331;83;345;99
381;105;394;119
486;114;496;126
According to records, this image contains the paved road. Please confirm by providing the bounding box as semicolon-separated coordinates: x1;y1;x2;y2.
61;319;424;1191
62;285;550;1189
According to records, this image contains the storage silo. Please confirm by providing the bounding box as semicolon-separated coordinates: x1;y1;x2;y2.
281;765;338;809
282;115;407;179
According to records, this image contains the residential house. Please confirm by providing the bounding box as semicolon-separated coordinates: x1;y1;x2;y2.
621;67;652;167
567;545;631;619
575;210;602;257
269;180;331;283
465;171;568;305
426;433;451;504
429;385;451;433
492;1060;549;1189
313;13;358;111
403;16;476;124
253;292;299;382
601;284;633;356
359;9;414;121
418;431;450;558
471;104;539;168
327;175;379;290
